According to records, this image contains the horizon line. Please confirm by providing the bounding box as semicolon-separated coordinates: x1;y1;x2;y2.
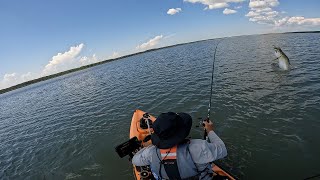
1;30;319;94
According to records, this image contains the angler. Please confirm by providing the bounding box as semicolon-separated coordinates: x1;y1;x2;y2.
131;112;227;179
115;41;237;179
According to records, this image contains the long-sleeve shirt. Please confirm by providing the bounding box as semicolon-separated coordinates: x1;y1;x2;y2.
132;131;227;179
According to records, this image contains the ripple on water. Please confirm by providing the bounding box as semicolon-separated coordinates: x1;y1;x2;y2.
0;33;320;179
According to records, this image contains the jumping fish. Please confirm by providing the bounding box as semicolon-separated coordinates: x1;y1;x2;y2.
273;46;290;70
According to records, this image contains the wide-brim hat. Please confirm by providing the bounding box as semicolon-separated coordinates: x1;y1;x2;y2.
151;112;192;149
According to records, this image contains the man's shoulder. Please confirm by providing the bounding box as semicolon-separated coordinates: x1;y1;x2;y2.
140;145;157;154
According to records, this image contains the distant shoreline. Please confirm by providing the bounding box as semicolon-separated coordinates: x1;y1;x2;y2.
1;30;319;95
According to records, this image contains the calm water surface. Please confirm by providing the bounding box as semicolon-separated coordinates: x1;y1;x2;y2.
1;33;320;180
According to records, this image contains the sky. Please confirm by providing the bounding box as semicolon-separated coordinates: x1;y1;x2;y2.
1;0;320;89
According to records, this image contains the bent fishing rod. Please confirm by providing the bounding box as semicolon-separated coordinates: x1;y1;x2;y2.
204;39;223;140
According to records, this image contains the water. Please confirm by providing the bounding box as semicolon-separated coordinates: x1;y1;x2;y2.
1;33;320;180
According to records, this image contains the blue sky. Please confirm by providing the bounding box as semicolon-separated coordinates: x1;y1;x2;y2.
1;0;320;89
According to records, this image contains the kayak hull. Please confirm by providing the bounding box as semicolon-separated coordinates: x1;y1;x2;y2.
130;110;156;179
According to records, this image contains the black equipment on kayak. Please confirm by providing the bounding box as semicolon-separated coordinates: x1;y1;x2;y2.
115;137;141;158
140;118;153;129
140;112;153;130
135;166;153;179
143;135;152;142
204;39;223;140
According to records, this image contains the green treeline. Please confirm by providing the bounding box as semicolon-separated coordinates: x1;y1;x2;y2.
0;48;167;94
0;58;115;94
1;31;319;95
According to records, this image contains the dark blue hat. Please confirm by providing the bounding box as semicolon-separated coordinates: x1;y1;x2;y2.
151;112;192;149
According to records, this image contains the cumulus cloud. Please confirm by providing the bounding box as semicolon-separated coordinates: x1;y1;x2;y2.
0;43;103;90
265;11;278;17
246;0;320;27
275;16;320;26
21;72;36;82
80;54;99;66
184;0;244;11
1;73;18;88
0;72;37;89
136;35;163;51
167;8;182;15
42;43;84;76
108;52;120;59
223;8;237;14
205;3;229;10
246;0;280;25
245;11;260;17
249;0;279;9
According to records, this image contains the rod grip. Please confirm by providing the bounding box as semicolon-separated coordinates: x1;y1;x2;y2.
203;118;209;140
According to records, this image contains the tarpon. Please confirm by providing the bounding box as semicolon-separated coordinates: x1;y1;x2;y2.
273;46;290;70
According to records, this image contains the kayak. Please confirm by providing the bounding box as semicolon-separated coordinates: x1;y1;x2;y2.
130;110;156;179
119;109;237;179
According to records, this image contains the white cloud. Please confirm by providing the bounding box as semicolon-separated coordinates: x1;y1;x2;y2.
267;0;279;7
246;11;260;17
235;5;242;9
274;17;289;26
184;0;245;11
265;11;278;17
0;44;103;90
108;52;120;59
0;72;38;89
80;54;99;66
287;17;320;25
246;0;281;25
136;35;163;51
223;8;237;14
21;72;36;82
249;15;274;24
205;3;229;10
42;43;84;76
275;16;320;26
246;0;320;28
249;1;267;9
2;73;18;88
167;8;182;15
255;7;272;13
249;0;279;9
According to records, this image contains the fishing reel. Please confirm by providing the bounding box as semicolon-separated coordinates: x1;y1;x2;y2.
195;117;210;140
140;113;153;129
196;117;210;128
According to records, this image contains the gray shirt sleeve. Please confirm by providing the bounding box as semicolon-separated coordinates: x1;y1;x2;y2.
191;131;228;179
132;146;154;166
189;131;227;164
207;130;228;160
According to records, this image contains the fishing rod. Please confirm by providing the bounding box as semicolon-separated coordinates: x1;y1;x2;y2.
204;39;223;140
